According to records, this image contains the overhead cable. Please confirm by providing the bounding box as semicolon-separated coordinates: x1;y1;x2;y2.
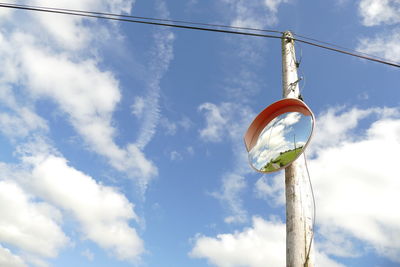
294;33;393;64
0;3;283;40
294;38;400;68
0;2;399;68
0;2;284;35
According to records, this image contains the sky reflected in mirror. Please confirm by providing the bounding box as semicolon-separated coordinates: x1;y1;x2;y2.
249;112;313;172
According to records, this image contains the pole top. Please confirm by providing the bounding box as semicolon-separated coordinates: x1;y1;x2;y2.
283;31;294;42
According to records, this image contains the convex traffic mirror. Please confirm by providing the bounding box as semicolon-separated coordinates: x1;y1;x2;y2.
244;98;315;173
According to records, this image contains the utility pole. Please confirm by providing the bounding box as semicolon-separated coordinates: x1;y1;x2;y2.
282;31;314;267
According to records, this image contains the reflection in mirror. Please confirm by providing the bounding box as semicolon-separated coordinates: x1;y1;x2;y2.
249;112;313;173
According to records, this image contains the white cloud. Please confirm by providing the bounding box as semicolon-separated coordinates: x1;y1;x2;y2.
28;155;145;262
359;0;400;26
222;0;290;28
357;0;400;64
0;37;49;140
81;249;95;261
315;252;346;267
0;245;27;267
357;29;400;62
19;40;120;128
0;107;48;139
199;102;255;223
14;36;156;182
170;150;182;161
198;102;230;142
131;96;146;118
309;106;375;153
28;0;133;50
216;172;248;224
0;180;68;260
199;102;254;143
255;106;400;263
264;0;289;14
205;0;291;225
254;173;285;206
0;1;17;22
0;33;20;85
160;117;178;135
158;116;192;136
310;114;400;262
0;0;160;265
308;106;398;155
190;217;286;267
216;0;284;101
190;217;343;267
134;0;175;150
317;227;361;258
0;0;159;186
217;0;280;98
0;136;146;264
179;116;193;130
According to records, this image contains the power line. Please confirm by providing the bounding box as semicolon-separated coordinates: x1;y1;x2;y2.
0;2;399;68
0;2;284;35
0;3;283;39
293;37;400;68
294;32;392;63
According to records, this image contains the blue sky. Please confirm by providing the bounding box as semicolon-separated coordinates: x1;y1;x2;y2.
0;0;400;266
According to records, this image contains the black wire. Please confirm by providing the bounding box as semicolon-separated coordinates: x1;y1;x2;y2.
0;2;284;37
0;2;284;35
0;3;283;40
294;32;393;64
294;37;400;68
1;2;400;68
303;152;316;267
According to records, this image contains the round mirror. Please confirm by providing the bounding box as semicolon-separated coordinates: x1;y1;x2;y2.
244;98;314;173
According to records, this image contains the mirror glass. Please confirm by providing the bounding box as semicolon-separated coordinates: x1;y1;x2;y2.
248;112;313;173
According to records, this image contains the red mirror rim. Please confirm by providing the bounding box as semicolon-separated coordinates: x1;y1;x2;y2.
244;98;315;152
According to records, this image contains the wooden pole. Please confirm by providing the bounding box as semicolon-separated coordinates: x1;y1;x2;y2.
282;31;314;267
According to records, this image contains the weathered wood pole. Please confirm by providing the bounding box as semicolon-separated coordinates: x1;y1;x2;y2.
282;31;314;267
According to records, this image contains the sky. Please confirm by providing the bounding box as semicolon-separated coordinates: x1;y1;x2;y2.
0;0;400;267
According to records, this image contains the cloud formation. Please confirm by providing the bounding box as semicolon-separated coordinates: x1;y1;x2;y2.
357;29;400;62
29;155;144;262
0;245;27;267
0;179;68;264
198;103;232;142
0;141;146;265
134;0;175;150
255;106;400;263
29;0;132;50
0;0;152;265
310;108;400;262
357;0;400;62
198;0;293;225
190;217;286;267
0;0;157;184
359;0;400;26
222;0;290;28
190;217;343;267
199;102;255;223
